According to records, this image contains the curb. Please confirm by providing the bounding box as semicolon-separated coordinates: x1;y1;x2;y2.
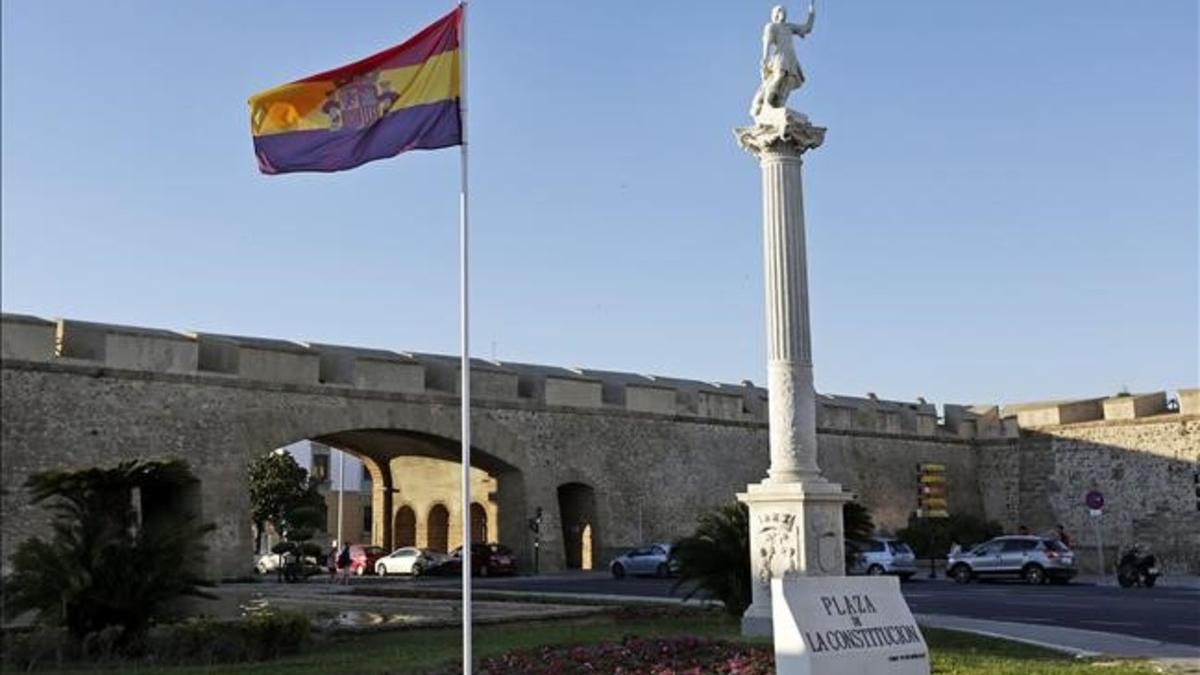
351;585;718;608
915;613;1200;660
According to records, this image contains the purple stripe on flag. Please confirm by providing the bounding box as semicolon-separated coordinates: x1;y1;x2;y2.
253;99;461;174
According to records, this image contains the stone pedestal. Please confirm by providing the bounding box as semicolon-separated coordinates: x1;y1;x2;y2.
739;480;848;635
736;109;850;637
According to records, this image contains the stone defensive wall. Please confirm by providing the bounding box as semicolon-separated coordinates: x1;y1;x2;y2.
2;313;1196;576
978;398;1199;574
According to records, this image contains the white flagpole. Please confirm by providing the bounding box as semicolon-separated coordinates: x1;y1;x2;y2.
457;2;472;673
336;449;344;546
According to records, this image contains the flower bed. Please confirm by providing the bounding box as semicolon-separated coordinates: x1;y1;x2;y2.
449;636;774;675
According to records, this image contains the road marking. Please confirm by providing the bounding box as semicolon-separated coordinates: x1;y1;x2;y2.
1083;620;1140;627
1167;624;1200;631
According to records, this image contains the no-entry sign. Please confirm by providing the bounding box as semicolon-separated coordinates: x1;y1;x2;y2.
1085;490;1104;511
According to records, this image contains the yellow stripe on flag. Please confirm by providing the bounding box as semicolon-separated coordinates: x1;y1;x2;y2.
250;50;460;137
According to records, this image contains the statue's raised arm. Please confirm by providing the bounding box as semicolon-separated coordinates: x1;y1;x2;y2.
791;2;815;38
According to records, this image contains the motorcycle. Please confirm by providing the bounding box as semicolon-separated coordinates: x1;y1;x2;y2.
1116;545;1159;588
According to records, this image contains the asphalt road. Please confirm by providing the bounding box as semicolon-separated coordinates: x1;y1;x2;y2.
359;572;1200;647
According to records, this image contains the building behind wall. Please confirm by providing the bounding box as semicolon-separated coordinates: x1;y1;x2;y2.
282;442;499;554
284;441;373;547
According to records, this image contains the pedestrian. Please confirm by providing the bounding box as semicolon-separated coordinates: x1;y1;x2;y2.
949;539;962;556
327;540;339;584
1056;524;1072;548
337;541;352;584
282;547;298;583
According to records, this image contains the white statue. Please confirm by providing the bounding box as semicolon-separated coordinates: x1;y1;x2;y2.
750;3;816;119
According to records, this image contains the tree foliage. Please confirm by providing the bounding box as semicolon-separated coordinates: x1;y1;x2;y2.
896;512;1004;559
247;451;326;548
1;460;215;650
843;500;876;543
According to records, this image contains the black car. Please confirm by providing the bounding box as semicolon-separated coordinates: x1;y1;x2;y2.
442;543;518;576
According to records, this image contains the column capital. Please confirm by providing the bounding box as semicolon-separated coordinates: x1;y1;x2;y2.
734;108;826;158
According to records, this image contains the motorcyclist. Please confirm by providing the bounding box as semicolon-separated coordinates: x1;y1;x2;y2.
1117;543;1159;588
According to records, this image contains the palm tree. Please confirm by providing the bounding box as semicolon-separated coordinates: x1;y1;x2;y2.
671;503;751;618
2;460;215;651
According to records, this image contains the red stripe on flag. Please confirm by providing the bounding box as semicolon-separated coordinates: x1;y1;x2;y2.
295;6;460;84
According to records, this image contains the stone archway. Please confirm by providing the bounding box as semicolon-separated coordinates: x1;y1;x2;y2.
394;505;417;547
312;427;526;563
558;482;598;570
470;502;488;543
427;504;450;553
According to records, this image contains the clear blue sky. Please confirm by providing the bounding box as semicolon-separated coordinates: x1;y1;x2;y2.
3;1;1196;407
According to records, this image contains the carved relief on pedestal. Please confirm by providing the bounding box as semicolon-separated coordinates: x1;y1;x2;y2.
809;509;842;574
755;511;800;587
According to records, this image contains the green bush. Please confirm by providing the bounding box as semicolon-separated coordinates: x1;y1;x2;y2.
152;617;238;665
3;610;311;670
2;627;81;671
242;610;311;660
896;513;1004;559
141;610;309;666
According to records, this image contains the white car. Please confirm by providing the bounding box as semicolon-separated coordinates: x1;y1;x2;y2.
610;544;679;579
846;538;918;580
255;552;319;575
374;547;446;576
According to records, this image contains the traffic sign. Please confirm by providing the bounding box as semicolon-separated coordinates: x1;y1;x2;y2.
1085;490;1104;510
916;463;949;518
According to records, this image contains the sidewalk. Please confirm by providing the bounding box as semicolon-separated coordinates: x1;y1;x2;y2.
915;613;1200;660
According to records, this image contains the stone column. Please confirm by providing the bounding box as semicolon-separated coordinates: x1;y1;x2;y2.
735;111;850;636
362;455;394;550
761;143;820;483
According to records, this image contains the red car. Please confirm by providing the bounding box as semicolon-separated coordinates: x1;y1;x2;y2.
342;544;388;576
446;543;517;576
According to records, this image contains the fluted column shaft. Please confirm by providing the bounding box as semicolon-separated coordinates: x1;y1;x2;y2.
760;147;820;482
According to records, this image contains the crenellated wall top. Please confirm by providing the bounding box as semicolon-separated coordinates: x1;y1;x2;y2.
2;313;1191;433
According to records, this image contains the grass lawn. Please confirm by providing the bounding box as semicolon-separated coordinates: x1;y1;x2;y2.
35;611;1162;675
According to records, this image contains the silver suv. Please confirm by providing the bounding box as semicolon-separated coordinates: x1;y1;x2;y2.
947;535;1076;585
846;537;917;580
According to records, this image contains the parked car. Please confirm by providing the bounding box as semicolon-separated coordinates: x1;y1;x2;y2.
846;537;917;580
343;544;389;576
255;553;321;576
610;544;678;579
374;547;447;576
947;535;1076;585
445;543;518;576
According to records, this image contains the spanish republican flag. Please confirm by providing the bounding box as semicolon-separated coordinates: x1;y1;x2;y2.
248;6;462;174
